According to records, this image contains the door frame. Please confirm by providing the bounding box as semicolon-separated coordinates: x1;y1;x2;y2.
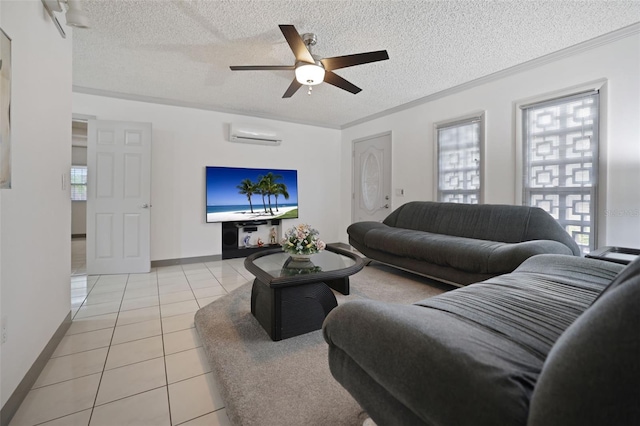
351;131;392;224
70;114;96;273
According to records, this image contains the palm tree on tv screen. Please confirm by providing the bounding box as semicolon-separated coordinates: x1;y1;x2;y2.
236;178;256;213
274;182;289;212
258;172;285;216
256;175;268;213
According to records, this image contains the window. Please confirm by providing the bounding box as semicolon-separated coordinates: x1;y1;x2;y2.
522;91;599;254
70;166;87;201
436;114;483;204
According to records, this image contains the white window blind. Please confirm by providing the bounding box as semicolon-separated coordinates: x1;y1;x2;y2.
70;166;87;201
437;116;482;204
522;91;599;254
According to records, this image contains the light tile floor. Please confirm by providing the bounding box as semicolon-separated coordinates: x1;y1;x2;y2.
10;239;244;426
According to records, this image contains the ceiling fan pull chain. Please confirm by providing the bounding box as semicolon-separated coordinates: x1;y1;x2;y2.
308;86;313;96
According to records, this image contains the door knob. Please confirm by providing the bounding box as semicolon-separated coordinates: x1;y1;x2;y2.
141;203;151;208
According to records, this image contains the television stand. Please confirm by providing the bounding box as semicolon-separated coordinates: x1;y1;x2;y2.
222;244;281;260
221;220;282;260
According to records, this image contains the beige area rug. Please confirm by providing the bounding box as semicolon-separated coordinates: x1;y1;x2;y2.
194;263;451;426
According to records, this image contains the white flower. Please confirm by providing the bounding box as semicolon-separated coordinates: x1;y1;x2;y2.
281;223;325;255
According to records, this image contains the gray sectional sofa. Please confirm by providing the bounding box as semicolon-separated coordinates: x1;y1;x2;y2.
323;254;640;426
348;201;581;285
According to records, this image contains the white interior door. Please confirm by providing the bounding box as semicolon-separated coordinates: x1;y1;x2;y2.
87;120;152;274
353;133;392;223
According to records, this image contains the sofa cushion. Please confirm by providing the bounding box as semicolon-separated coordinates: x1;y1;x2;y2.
383;201;532;242
414;255;622;358
362;227;574;274
382;201;580;255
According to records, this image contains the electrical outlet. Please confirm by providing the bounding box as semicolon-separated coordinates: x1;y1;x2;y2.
1;315;7;344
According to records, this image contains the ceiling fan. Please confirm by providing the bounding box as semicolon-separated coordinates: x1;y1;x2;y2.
230;25;389;98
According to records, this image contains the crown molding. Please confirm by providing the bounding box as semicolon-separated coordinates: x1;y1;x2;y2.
71;86;342;130
341;22;640;129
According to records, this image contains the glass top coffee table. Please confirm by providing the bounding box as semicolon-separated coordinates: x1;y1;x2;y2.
244;244;364;341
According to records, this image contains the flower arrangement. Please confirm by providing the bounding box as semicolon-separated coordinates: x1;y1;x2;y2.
281;223;326;256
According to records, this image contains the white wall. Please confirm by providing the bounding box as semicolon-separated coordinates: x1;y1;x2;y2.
72;94;342;261
0;1;72;407
340;32;640;248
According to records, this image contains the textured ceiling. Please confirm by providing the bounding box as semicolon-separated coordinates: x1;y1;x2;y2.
72;1;640;128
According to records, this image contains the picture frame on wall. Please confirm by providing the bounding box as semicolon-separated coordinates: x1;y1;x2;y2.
1;27;12;189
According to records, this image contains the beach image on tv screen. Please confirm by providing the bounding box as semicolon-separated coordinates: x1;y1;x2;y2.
206;166;299;223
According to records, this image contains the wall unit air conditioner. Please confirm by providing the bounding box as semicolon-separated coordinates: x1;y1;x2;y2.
229;124;282;146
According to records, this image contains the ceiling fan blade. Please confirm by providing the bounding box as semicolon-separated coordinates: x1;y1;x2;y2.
321;50;389;71
323;71;362;94
230;65;295;71
279;25;314;64
282;79;302;98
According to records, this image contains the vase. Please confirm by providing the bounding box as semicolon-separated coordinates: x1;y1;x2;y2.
289;253;313;262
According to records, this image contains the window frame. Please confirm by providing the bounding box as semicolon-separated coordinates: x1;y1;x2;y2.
434;111;485;204
515;81;607;253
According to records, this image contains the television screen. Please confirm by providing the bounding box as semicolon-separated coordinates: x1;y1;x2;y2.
206;166;299;223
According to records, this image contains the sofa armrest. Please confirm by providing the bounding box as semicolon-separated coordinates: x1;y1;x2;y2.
487;240;575;274
347;221;389;247
527;259;640;426
323;300;536;426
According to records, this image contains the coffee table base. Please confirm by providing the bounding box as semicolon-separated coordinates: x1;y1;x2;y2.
251;279;339;341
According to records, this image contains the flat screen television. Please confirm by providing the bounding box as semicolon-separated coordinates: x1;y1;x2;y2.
206;166;299;223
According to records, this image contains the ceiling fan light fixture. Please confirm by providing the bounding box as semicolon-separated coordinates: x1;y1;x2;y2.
230;25;389;98
295;64;325;86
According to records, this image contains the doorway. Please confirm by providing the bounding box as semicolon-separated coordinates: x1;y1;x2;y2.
70;118;90;317
352;132;392;223
71;119;88;275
